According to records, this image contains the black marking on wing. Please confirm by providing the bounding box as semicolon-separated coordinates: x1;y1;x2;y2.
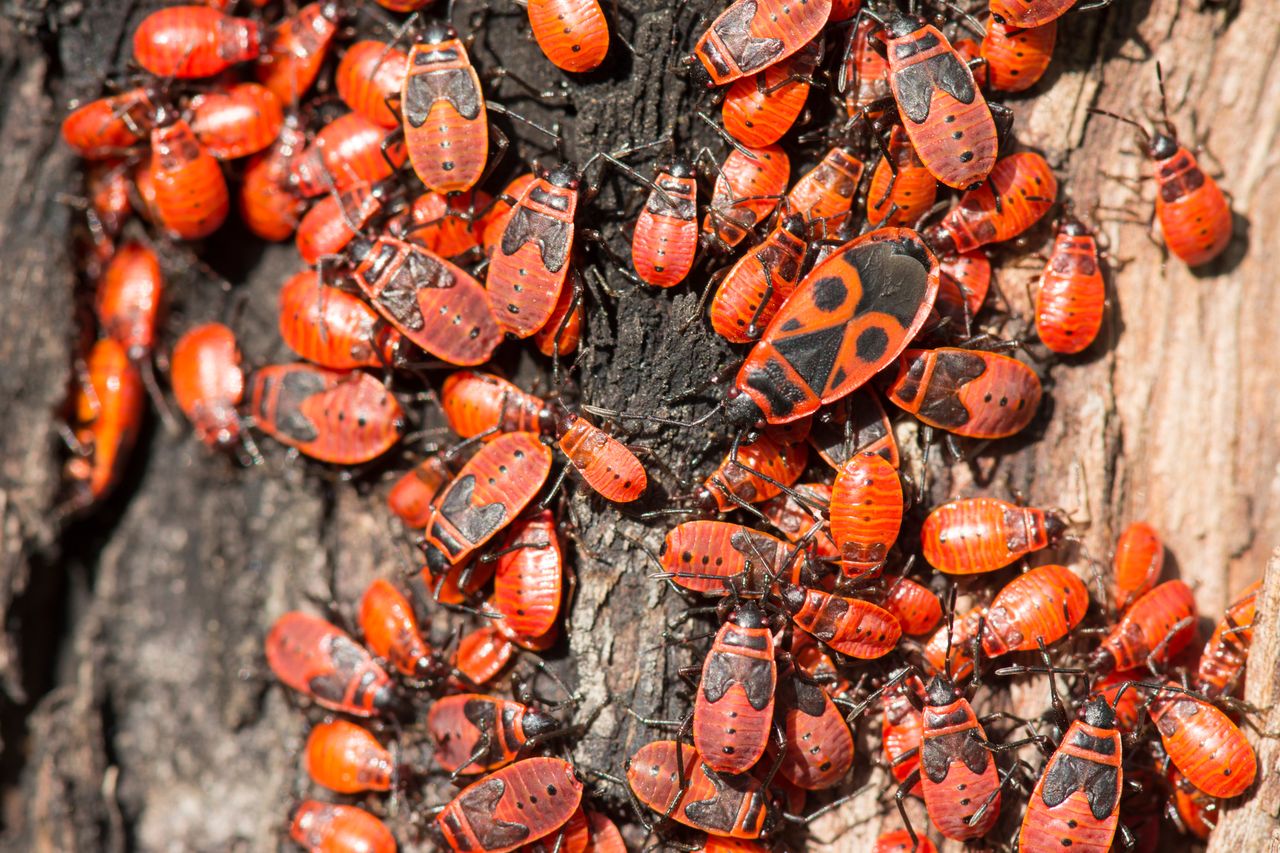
403;67;482;126
895;51;976;124
457;777;531;848
439;474;508;544
714;0;783;75
273;369;327;442
703;650;773;709
501;207;572;273
847;239;932;327
771;324;845;394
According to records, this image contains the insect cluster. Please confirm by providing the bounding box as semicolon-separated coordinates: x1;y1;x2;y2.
57;0;1256;849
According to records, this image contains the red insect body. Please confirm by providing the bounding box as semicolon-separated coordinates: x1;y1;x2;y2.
583;811;625;853
882;675;925;795
702;432;808;511
1150;137;1232;266
981;564;1089;656
888;347;1043;439
694;603;776;774
170;323;244;449
934;250;991;329
555;411;648;503
518;806;591;853
484;174;539;257
1087;580;1197;675
441;371;549;440
704;144;790;248
990;0;1079;29
867;126;938;227
1018;697;1123;853
95;240;162;359
923;607;983;681
924;152;1058;256
882;577;943;636
247;364;405;464
921;497;1066;574
528;0;610;73
1167;764;1219;840
493;511;563;642
278;270;399;370
133;6;261;79
433;758;584;853
402;27;489;195
428;693;561;775
265;612;395;716
403;189;490;258
1146;686;1256;798
721;42;820;147
65;339;144;507
337;40;408;128
295;182;385;265
1036;217;1106;354
305;720;394;793
290;111;406;198
420;432;554;573
840;19;890;117
885;17;996;190
455;625;515;685
660;520;802;595
808;390;899;470
149;119;229;240
767;662;854;789
778;583;902;658
290;801;395;853
632;160;698;287
786;145;865;238
709;214;808;343
62;89;155;158
691;0;832;87
389;453;459;528
534;282;583;357
627;740;772;838
350;236;501;366
360;578;436;679
982;17;1056;92
760;483;838;560
488;166;582;337
829;452;904;579
1089;670;1143;731
255;1;340;104
189;82;283;159
1194;579;1260;699
730;227;939;427
918;676;1002;839
86;160;133;240
1113;521;1163;612
239;116;307;241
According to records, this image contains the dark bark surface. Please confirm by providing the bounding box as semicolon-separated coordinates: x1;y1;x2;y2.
0;0;1276;850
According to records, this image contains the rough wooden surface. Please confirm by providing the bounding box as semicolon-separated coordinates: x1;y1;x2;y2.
0;0;1276;850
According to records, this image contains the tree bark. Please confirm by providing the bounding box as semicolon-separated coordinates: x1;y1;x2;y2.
0;0;1277;850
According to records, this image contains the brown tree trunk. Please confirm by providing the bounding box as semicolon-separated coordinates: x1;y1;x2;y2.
0;0;1276;850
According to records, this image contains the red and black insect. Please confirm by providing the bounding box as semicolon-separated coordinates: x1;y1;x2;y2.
1087;579;1196;675
1145;682;1256;798
777;583;902;658
1112;521;1163;612
689;0;832;88
693;601;778;775
555;407;649;503
699;432;808;512
528;0;610;73
626;740;773;838
133;5;261;79
981;16;1057;93
296;179;391;265
360;578;440;681
454;624;515;686
248;364;404;464
442;371;549;440
1091;75;1232;267
1035;213;1106;354
428;693;562;776
981;564;1089;657
924;151;1058;256
632;159;699;288
420;432;555;574
704;144;790;249
401;188;491;258
290;111;406;198
350;236;501;366
839;18;891;118
786;145;865;238
255;1;343;104
305;719;395;793
534;280;583;357
278;270;401;369
882;576;943;636
934;250;991;332
389;451;465;529
886;347;1043;440
64;338;145;508
95;240;162;360
62;88;155;158
760;483;838;560
722;41;821;147
1166;763;1219;840
290;801;395;853
882;672;925;795
483;173;538;257
149;114;230;240
829;451;904;580
808;390;900;469
189;82;284;160
432;757;584;853
491;510;564;644
265;611;396;716
726;227;940;428
709;213;809;343
882;13;998;190
659;520;803;595
239;114;307;241
1018;695;1123;852
923;607;983;681
1193;579;1260;699
402;23;489;195
337;40;408;129
767;661;855;790
170;323;245;450
921;497;1067;574
990;0;1108;30
867;125;938;227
